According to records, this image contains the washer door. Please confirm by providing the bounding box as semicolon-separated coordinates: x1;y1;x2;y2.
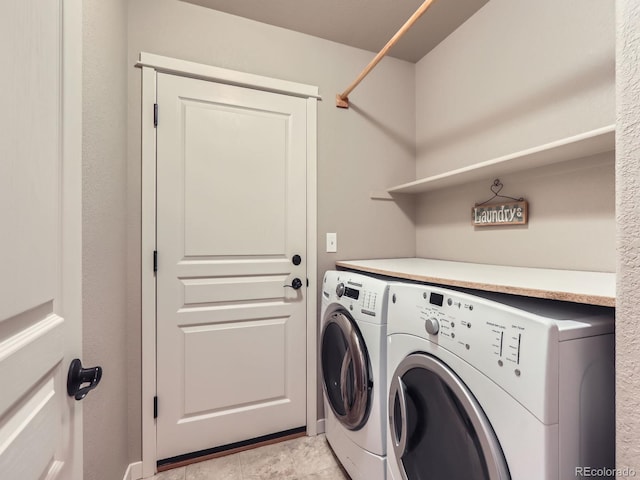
389;353;510;480
321;309;371;430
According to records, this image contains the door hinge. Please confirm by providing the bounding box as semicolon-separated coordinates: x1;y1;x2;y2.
153;250;158;273
306;278;309;287
153;103;158;127
154;396;158;419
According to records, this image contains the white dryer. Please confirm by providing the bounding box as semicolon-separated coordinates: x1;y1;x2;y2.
321;270;389;480
386;282;615;480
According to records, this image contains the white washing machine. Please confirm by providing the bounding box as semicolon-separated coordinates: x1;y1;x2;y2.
386;282;615;480
321;270;389;480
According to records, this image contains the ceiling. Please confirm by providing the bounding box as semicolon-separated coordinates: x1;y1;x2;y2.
181;0;489;63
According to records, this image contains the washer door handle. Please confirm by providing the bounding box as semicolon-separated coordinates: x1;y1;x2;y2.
339;349;353;412
343;325;368;427
390;375;409;459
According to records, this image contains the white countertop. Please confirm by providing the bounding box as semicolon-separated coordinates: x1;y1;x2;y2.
335;258;615;307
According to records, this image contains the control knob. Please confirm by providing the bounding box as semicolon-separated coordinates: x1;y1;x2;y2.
425;317;440;335
336;283;345;297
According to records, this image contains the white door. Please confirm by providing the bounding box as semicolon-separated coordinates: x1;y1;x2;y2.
156;73;308;460
0;0;83;479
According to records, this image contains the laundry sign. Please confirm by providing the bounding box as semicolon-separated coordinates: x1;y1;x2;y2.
472;200;528;227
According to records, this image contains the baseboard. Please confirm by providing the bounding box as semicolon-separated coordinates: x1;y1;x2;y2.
317;418;326;434
122;461;143;480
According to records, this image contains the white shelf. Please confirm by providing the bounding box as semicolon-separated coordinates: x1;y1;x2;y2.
336;258;615;307
387;125;615;195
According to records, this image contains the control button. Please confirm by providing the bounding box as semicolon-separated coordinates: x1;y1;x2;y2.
469;305;474;311
498;360;504;367
349;304;353;311
447;298;453;306
336;283;345;297
515;369;521;377
423;292;427;299
467;322;471;329
392;293;396;304
451;332;456;339
450;322;455;328
425;318;440;335
465;344;470;350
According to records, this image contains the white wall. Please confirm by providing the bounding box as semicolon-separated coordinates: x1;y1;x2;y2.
127;0;416;457
616;0;640;471
413;0;615;271
82;0;130;478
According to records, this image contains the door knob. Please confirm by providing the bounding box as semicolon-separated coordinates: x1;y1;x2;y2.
67;358;102;401
284;278;303;290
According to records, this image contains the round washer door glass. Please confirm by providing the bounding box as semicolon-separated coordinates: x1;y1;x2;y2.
321;310;371;430
389;353;510;480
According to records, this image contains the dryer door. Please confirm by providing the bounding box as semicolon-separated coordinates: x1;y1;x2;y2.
389;353;510;480
321;309;371;430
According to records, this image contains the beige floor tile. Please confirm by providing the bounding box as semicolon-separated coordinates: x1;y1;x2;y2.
151;466;186;480
281;435;341;477
299;463;351;480
185;454;243;480
154;434;350;480
237;441;298;479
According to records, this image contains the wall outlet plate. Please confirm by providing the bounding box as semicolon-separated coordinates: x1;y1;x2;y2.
326;233;337;253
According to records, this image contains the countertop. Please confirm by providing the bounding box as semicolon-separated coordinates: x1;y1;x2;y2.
335;258;615;307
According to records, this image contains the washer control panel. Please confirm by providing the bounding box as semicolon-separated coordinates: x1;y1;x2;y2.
388;282;559;423
390;285;552;362
322;270;389;324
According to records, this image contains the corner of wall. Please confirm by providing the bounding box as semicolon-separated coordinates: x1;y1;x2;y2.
82;0;131;478
615;0;640;471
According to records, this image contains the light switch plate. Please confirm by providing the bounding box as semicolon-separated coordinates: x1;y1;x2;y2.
326;233;337;253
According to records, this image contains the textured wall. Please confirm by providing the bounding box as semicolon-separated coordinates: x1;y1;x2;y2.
82;0;130;478
127;0;416;458
414;0;615;271
616;0;640;471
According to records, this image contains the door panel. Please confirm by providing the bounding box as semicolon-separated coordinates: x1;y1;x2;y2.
0;0;82;477
1;376;62;479
156;73;307;460
181;275;288;304
182;100;287;256
0;307;63;415
183;319;287;413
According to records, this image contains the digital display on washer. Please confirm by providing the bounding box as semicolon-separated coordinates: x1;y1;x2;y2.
344;287;360;300
429;292;444;307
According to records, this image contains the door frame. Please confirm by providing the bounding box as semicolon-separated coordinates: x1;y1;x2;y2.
136;53;320;477
62;0;84;474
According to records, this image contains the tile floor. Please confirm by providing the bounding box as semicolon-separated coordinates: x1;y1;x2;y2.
151;434;350;480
